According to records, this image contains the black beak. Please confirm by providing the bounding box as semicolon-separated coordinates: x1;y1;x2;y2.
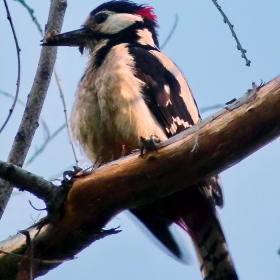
42;27;95;53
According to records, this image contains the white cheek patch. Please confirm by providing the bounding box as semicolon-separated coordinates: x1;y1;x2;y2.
98;13;143;34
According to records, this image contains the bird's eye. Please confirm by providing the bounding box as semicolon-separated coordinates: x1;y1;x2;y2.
95;13;108;24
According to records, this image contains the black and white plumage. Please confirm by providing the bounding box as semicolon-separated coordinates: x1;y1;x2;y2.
43;1;237;279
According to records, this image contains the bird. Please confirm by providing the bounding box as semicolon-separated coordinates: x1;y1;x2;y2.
43;1;238;279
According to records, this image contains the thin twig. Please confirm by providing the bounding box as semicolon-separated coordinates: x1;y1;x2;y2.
14;0;43;35
54;71;79;166
0;0;67;220
25;124;66;167
160;14;178;50
28;200;47;211
212;0;251;66
0;0;21;133
0;89;25;106
0;90;50;131
0;90;67;168
200;104;224;114
40;118;51;143
16;0;79;166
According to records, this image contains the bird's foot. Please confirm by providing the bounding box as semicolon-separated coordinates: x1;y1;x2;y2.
62;165;93;183
140;135;160;156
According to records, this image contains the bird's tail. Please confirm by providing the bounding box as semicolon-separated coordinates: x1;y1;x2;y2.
163;183;238;280
178;210;237;280
130;177;238;279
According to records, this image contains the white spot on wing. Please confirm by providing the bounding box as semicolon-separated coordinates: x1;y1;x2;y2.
172;116;189;128
165;99;172;106
164;85;172;106
164;84;170;94
165;116;190;135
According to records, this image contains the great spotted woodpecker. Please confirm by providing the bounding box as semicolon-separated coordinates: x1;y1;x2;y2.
44;1;238;279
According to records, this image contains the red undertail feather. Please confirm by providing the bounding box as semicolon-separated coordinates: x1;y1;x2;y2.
158;185;238;280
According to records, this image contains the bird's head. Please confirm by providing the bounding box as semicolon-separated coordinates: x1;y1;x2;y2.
43;1;159;53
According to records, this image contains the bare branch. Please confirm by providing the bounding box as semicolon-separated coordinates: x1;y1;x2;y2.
212;0;251;66
0;75;279;279
0;89;25;106
0;0;21;133
16;0;78;166
0;0;67;220
0;160;55;202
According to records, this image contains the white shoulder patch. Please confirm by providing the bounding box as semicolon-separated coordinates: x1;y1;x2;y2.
149;50;200;125
137;28;157;48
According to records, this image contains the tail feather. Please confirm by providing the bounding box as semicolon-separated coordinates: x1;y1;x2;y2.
130;177;238;279
157;180;238;280
189;219;237;280
130;206;189;263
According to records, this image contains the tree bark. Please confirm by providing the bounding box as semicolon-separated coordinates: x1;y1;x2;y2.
0;75;279;279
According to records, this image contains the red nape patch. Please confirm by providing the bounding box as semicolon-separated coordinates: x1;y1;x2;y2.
136;6;157;24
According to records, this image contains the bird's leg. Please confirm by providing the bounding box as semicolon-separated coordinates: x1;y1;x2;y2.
140;135;160;156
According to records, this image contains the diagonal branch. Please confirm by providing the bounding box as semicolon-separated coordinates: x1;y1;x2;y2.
0;75;279;279
16;0;79;166
212;0;251;66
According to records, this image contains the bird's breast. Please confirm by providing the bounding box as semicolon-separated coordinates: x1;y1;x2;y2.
71;43;167;164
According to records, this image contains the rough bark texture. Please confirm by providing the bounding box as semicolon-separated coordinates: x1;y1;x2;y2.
0;75;279;279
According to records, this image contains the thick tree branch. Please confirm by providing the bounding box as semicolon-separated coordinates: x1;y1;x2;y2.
0;0;67;220
0;75;279;278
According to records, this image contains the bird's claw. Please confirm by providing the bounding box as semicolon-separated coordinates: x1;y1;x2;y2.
62;166;84;182
140;135;160;156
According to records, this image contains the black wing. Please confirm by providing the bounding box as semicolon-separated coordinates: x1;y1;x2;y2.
128;45;199;137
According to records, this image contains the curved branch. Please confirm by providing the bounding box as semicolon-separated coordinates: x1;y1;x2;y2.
24;124;66;167
16;0;78;166
0;0;21;133
0;0;67;220
212;0;251;66
0;75;279;278
53;70;79;166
